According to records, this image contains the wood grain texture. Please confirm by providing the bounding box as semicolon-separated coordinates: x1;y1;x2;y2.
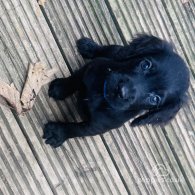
0;0;194;194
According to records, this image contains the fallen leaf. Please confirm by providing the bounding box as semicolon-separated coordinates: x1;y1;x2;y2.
20;62;57;112
0;81;22;114
0;62;57;114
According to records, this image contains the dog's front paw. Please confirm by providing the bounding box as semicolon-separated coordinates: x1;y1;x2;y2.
76;37;100;59
48;78;67;100
43;122;68;148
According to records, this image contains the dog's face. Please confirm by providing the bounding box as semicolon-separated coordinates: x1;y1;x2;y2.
104;35;189;125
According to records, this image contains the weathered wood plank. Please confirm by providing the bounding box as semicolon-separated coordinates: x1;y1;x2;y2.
0;0;129;194
0;0;194;194
106;0;195;194
41;0;195;194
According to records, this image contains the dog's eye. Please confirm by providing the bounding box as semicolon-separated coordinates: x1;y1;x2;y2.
149;94;161;105
140;59;152;70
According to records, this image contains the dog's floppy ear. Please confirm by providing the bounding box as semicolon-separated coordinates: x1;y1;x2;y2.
131;100;182;126
129;34;173;56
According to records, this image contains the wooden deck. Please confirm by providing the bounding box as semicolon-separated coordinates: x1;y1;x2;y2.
0;0;194;194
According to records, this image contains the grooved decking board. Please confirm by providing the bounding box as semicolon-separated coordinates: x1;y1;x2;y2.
41;0;195;194
105;0;195;194
0;0;129;194
0;0;194;195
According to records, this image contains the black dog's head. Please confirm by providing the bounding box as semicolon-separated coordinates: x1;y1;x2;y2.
104;34;190;126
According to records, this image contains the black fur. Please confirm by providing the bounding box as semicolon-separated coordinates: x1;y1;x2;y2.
43;34;189;147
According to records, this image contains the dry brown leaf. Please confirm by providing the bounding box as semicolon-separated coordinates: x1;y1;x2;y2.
0;81;22;114
0;62;57;114
20;62;57;112
38;0;46;6
0;97;6;106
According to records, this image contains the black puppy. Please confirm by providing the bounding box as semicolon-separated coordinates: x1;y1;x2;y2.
43;34;189;147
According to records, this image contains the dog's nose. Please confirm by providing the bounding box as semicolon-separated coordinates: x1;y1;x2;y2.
118;86;129;99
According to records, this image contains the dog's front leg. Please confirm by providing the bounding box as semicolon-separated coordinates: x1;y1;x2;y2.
43;121;106;148
77;37;131;61
48;68;86;100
